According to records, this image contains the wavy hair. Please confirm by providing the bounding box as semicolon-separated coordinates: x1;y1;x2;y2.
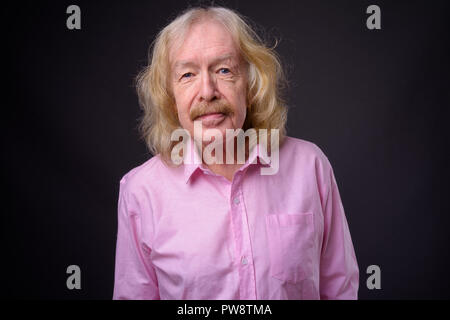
136;6;288;164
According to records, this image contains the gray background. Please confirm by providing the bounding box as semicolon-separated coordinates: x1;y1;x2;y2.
4;0;449;299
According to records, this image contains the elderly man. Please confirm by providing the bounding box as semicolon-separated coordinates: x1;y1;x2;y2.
113;6;359;300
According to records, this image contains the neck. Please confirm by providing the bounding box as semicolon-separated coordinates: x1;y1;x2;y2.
200;137;250;182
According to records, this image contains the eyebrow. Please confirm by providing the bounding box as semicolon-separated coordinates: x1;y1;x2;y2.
173;54;237;71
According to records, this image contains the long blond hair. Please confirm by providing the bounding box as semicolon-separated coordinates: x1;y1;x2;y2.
136;6;288;164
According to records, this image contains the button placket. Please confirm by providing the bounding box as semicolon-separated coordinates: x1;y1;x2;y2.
229;170;257;299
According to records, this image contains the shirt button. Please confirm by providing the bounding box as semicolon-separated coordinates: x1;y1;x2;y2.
233;197;240;205
241;256;248;265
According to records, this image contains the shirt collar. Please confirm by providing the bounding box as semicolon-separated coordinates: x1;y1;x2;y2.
182;138;203;184
182;137;272;184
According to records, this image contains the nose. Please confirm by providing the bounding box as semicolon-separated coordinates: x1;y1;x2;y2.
199;71;217;102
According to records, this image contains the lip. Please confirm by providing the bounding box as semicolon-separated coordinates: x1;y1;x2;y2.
195;112;226;127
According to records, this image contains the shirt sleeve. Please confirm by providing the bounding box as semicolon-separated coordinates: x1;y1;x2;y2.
319;164;359;299
112;179;160;300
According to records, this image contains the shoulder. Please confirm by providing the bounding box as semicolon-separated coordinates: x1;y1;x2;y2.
280;137;337;206
281;136;332;169
279;136;335;189
118;154;169;196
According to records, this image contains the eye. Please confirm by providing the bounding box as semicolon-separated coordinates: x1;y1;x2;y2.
218;68;231;74
181;72;193;79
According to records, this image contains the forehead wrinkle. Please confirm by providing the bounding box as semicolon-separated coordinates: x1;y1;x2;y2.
173;60;197;71
170;19;241;71
173;53;240;72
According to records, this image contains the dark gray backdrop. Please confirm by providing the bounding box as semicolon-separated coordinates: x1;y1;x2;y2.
3;0;449;299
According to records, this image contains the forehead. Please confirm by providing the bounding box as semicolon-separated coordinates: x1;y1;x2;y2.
170;19;240;67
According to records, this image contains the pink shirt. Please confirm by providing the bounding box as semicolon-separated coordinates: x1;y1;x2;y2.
113;136;359;299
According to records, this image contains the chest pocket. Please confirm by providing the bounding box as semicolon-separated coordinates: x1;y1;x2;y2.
265;213;315;283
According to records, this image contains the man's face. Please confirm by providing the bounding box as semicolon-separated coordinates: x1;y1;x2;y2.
170;19;248;143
